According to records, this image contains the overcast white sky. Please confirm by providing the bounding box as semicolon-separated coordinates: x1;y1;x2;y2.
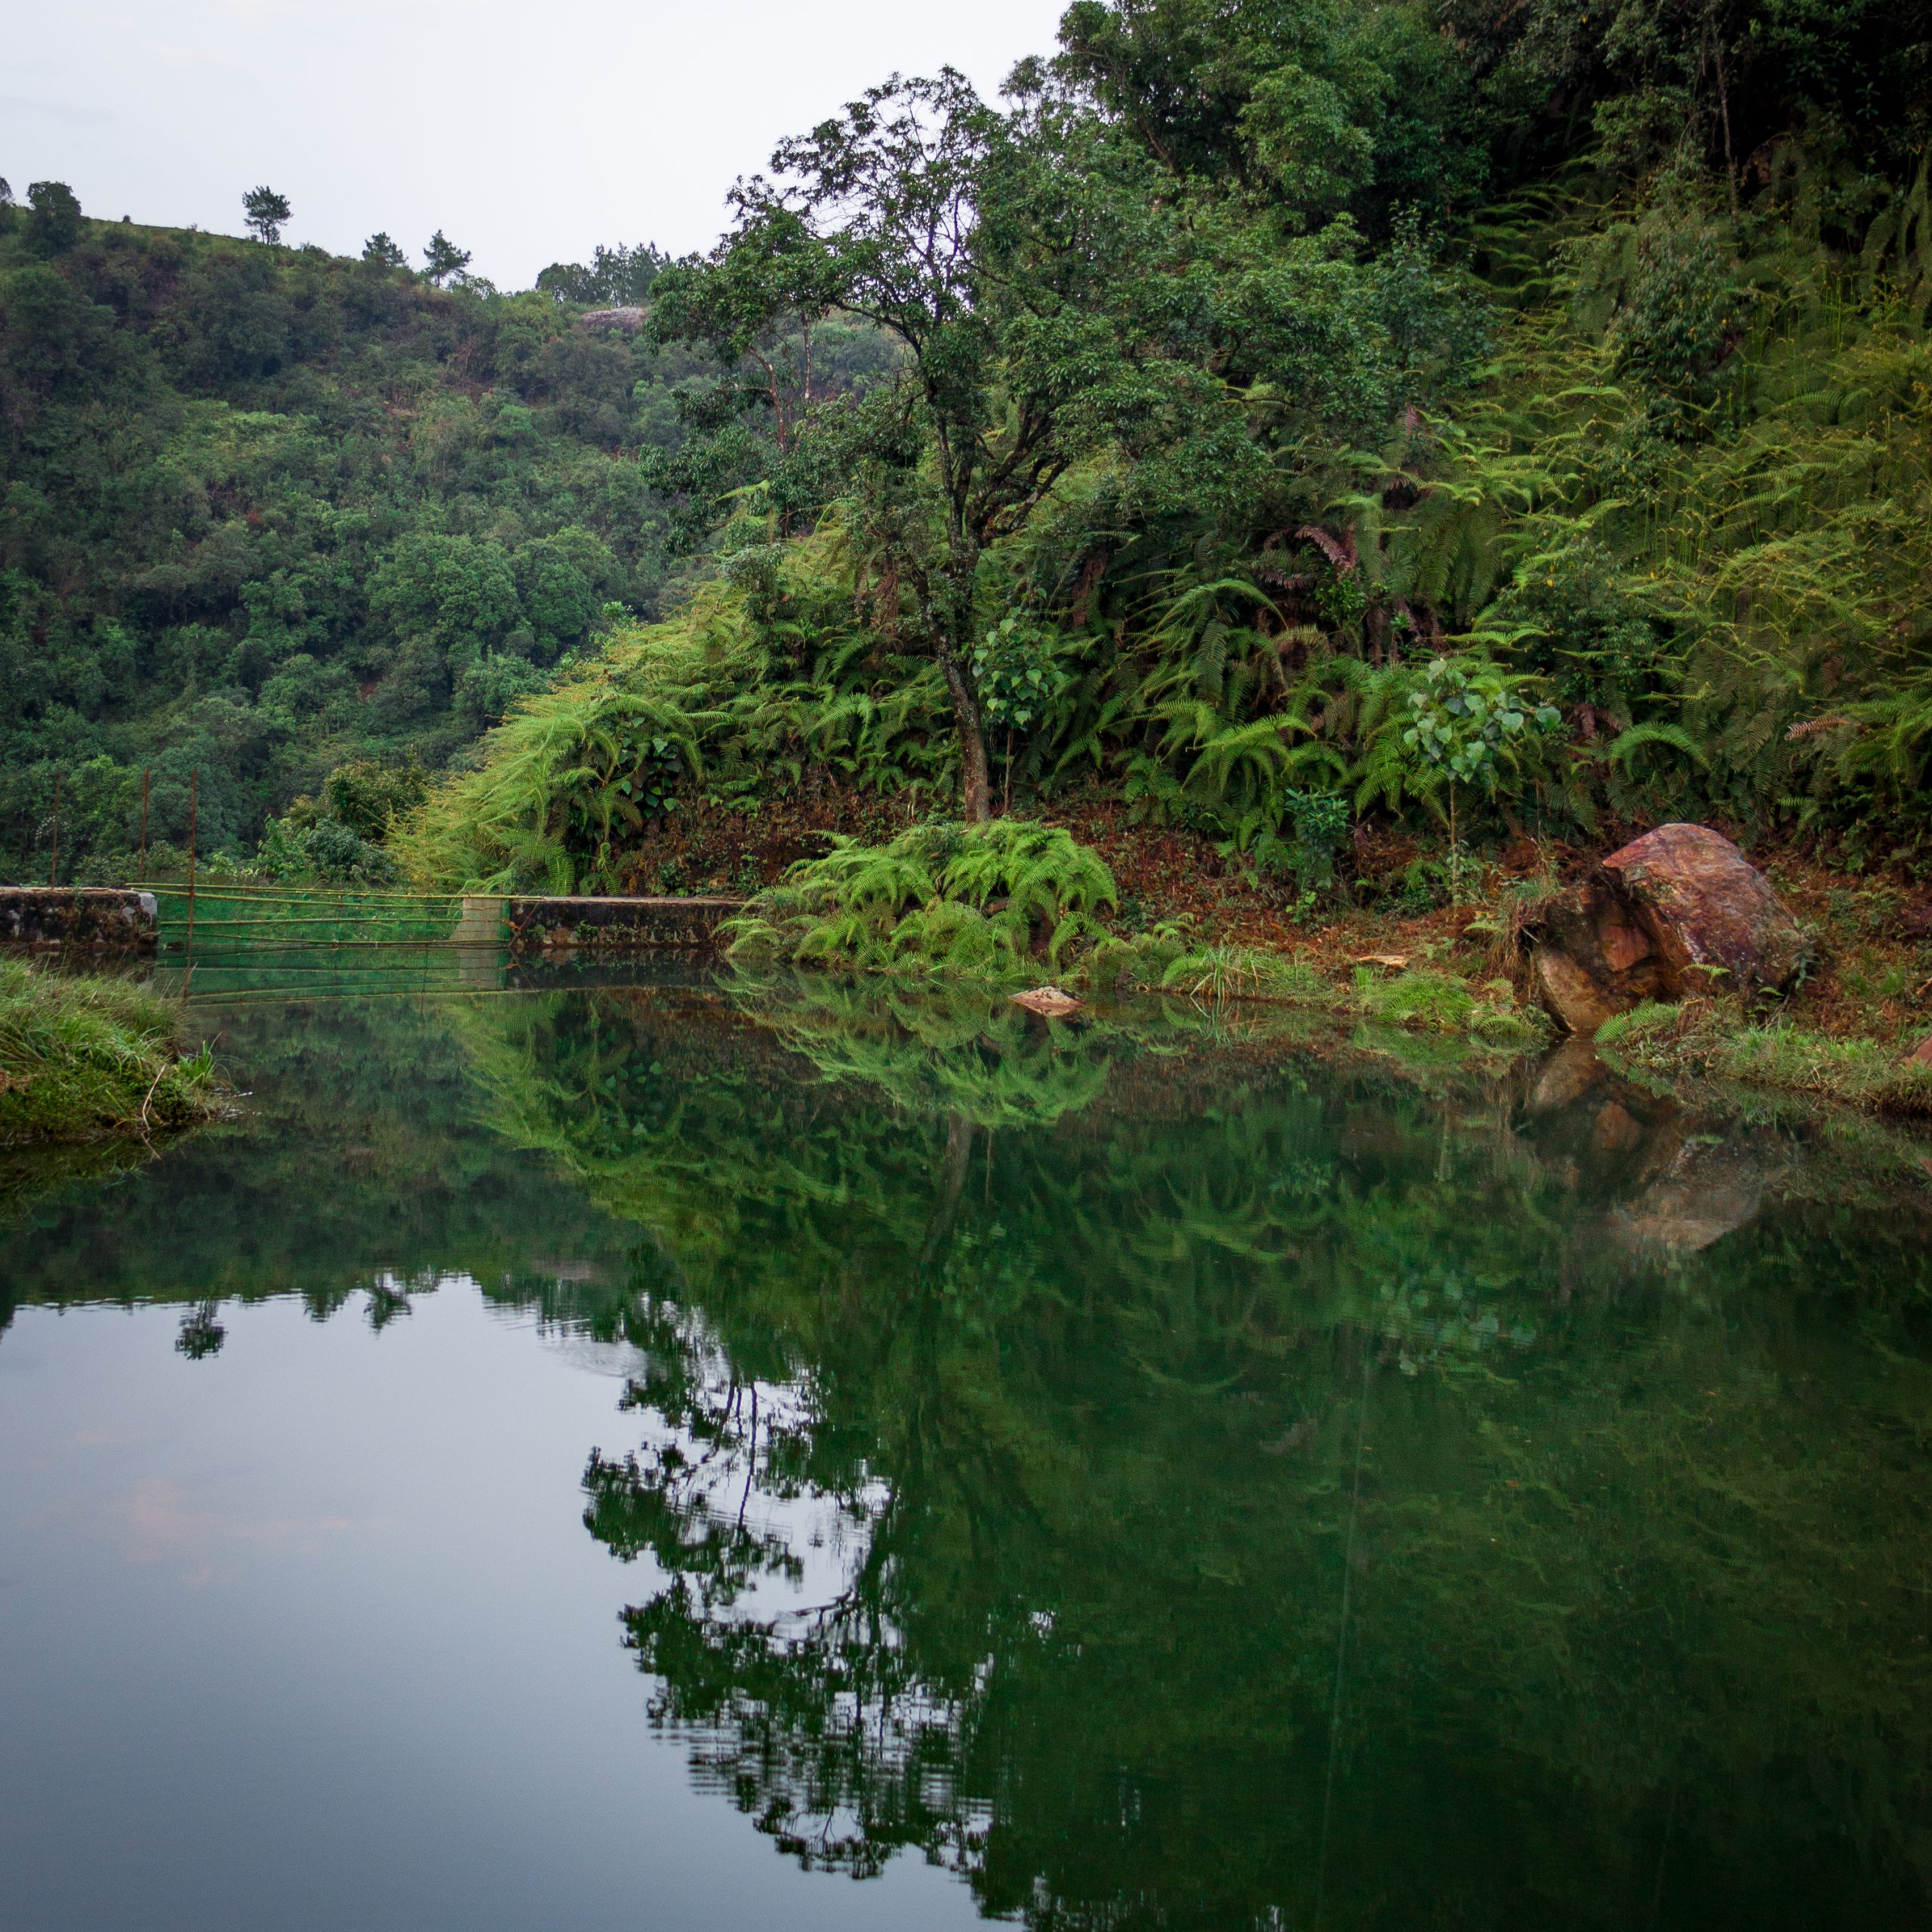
5;0;1069;287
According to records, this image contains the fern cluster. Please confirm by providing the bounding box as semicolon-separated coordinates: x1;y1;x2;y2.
724;819;1118;983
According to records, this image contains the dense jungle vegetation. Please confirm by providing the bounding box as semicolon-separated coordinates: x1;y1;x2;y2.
5;1;1931;905
0;189;886;878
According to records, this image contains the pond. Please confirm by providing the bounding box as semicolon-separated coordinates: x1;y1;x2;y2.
3;966;1930;1930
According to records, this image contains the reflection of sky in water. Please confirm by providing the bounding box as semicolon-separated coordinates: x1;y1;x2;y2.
0;1288;980;1932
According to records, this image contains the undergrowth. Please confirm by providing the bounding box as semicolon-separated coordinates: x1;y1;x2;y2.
724;820;1550;1057
400;162;1932;909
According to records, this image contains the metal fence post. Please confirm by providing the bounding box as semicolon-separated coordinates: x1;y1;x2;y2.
185;768;199;954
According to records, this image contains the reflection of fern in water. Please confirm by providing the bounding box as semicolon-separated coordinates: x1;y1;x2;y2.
509;989;1932;1927
726;973;1118;1128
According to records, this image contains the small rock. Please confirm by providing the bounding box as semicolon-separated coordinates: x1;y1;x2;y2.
1010;986;1083;1017
1906;1036;1932;1069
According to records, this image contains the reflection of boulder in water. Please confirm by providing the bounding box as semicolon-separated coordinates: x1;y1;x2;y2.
1516;1040;1684;1200
1607;1138;1772;1257
1515;1038;1777;1253
1525;1035;1612;1116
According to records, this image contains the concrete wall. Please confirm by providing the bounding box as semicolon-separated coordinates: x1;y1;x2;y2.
0;888;158;950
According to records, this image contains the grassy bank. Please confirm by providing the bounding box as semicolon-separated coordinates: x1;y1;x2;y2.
720;817;1551;1057
0;959;224;1145
1598;1001;1932;1119
718;814;1932;1123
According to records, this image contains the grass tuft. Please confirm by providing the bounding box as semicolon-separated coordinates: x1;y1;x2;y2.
0;958;226;1145
1598;998;1932;1115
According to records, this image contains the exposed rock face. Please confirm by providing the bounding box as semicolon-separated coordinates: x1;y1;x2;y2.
1528;865;1684;1033
1602;823;1806;989
577;306;647;335
1527;823;1804;1034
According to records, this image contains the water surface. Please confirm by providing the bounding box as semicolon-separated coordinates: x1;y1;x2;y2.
4;971;1930;1930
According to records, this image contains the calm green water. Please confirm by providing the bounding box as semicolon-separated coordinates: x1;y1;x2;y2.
4;968;1930;1930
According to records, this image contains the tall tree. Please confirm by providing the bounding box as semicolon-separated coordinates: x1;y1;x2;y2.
23;180;82;257
651;71;1247;820
242;186;291;246
361;231;407;268
422;230;472;285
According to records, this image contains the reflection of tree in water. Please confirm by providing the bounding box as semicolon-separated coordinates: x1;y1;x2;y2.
34;978;1918;1928
174;1300;226;1358
1;992;641;1328
585;1292;980;1881
457;984;1932;1929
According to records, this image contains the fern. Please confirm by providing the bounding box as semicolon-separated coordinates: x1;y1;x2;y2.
725;819;1118;985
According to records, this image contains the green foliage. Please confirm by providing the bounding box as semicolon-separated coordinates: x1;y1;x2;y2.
14;4;1932;885
1393;655;1561;795
422;229;471;285
973;615;1067;735
242;186;291;248
24;180;82;257
257;813;399;884
727;818;1118;983
536;242;667;306
0;957;221;1143
0;204;736;878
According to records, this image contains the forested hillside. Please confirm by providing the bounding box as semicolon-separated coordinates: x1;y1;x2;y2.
0;202;890;875
7;0;1932;900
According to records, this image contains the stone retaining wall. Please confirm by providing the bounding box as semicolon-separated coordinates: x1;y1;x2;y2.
503;895;744;953
0;888;158;950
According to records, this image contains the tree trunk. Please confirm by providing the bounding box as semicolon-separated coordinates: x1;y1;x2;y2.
937;633;992;823
919;1112;976;1270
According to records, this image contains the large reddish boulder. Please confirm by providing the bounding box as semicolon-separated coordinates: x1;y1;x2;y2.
1527;824;1805;1034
